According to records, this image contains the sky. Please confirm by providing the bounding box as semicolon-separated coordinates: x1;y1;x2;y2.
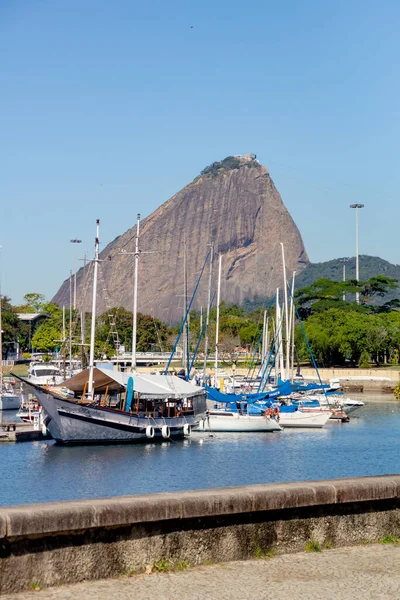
1;0;400;304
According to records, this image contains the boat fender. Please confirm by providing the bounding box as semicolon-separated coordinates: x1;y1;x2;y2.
198;419;205;431
146;425;155;439
161;425;170;439
41;423;47;436
273;406;280;421
183;423;191;436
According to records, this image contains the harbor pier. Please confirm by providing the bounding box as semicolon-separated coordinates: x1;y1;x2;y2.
1;475;399;595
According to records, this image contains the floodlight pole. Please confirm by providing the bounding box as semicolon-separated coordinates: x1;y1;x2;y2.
350;204;364;304
339;257;348;302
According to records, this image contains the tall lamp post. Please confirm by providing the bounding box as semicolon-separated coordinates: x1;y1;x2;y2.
349;204;364;304
70;239;82;310
339;257;349;301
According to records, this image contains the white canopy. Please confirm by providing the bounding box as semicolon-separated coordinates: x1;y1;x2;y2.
63;367;203;398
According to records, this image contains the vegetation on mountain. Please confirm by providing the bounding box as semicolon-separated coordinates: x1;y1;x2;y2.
242;256;400;312
294;276;399;319
296;255;400;301
200;155;259;178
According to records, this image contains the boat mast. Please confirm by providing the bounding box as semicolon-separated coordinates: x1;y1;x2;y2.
281;243;290;381
214;253;222;388
0;261;2;393
203;244;214;376
88;219;100;399
183;236;190;377
80;252;87;368
62;306;66;342
288;271;296;381
261;310;267;362
69;271;73;371
131;213;140;372
275;288;284;382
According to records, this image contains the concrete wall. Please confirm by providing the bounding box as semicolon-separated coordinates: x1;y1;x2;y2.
300;368;400;381
1;475;400;595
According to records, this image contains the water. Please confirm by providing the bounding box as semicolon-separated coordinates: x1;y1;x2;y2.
1;395;399;507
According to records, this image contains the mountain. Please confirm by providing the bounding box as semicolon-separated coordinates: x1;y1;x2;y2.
296;255;400;301
241;255;400;311
52;154;309;322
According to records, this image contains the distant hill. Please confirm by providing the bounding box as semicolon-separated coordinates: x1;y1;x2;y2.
296;255;400;300
241;255;400;311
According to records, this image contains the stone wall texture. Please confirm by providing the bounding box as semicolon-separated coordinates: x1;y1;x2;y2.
1;475;400;594
52;159;308;322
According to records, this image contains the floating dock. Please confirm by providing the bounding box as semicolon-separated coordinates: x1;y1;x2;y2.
0;422;51;442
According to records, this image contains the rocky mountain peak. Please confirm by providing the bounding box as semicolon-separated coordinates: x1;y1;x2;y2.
52;156;309;322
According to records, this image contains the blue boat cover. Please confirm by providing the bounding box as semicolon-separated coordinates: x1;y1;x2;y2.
205;380;292;404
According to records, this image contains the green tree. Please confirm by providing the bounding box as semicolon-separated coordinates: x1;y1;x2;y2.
0;296;25;357
31;303;63;353
15;293;46;313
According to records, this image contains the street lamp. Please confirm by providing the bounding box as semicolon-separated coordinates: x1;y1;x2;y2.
70;239;82;310
349;204;364;304
339;257;349;301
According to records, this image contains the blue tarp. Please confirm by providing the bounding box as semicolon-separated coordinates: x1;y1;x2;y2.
205;380;292;404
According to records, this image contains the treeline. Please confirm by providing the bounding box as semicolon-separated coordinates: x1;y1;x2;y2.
294;276;400;366
3;273;400;367
0;294;171;360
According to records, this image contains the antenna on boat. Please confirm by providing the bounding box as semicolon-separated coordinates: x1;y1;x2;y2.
88;219;100;398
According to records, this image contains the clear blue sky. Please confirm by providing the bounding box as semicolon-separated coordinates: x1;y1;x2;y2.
1;0;399;304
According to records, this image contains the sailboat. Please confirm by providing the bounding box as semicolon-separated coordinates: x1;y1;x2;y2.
199;253;282;433
0;274;21;411
15;219;207;443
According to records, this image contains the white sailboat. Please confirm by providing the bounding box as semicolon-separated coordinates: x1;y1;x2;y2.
200;254;282;433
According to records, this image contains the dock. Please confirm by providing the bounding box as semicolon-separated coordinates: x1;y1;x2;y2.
0;422;51;442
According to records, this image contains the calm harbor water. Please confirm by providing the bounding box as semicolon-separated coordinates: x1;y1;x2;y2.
1;395;399;507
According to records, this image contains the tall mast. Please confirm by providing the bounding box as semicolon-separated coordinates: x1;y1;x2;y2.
274;290;279;383
131;213;140;372
69;271;73;369
281;243;290;381
183;237;190;377
203;244;214;375
261;310;267;362
214;253;222;387
288;271;296;381
88;219;100;398
0;257;2;392
80;252;87;367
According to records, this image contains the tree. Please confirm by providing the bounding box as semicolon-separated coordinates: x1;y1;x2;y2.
0;296;25;358
31;303;63;353
295;276;399;319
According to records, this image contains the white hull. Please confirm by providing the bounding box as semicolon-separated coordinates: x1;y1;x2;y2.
279;410;331;428
198;411;282;432
0;393;21;411
27;375;64;386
